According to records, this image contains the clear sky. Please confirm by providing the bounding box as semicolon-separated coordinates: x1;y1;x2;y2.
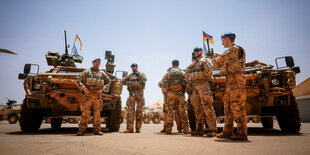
0;0;310;106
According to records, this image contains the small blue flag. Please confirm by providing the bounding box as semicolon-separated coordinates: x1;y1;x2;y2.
72;43;78;55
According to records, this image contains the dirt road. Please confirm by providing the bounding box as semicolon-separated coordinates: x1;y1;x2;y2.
0;121;309;155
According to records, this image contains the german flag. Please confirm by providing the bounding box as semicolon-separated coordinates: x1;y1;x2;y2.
75;34;82;50
203;31;214;44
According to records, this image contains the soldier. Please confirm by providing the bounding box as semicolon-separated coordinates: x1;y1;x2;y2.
158;80;183;133
213;32;248;141
185;47;217;137
122;63;147;133
161;60;190;135
77;58;110;136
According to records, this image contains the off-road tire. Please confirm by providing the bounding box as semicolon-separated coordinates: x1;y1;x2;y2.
143;115;150;124
261;117;274;128
187;99;196;131
19;100;43;132
107;98;121;132
51;118;63;128
276;95;301;133
8;114;18;124
152;116;161;124
119;116;124;124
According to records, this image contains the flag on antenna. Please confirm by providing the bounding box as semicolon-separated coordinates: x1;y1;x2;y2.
203;31;214;44
71;44;78;55
75;35;82;51
203;41;208;55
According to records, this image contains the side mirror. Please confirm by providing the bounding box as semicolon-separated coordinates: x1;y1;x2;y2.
122;71;128;78
285;56;295;67
24;64;31;74
275;56;295;69
115;70;128;79
292;66;301;74
18;73;27;80
23;64;39;75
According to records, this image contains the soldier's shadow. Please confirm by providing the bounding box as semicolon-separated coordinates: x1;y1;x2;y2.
6;127;113;136
214;127;302;143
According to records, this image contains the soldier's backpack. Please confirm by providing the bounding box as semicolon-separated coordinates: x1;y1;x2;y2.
167;68;185;91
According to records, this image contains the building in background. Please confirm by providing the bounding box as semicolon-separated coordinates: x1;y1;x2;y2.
293;78;310;122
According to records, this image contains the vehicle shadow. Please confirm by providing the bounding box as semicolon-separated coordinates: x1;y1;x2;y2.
6;127;115;135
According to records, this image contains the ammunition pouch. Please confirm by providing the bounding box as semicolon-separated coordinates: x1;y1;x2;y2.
85;77;105;88
127;80;143;92
189;71;209;81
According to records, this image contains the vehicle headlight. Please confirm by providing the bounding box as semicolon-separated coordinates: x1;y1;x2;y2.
33;82;41;90
272;79;279;86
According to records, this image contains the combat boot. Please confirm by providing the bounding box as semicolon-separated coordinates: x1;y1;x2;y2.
124;129;134;133
136;128;140;133
206;130;217;137
216;132;232;138
166;124;172;135
160;128;166;133
183;129;190;134
190;130;203;136
94;131;103;136
76;131;84;136
231;134;248;141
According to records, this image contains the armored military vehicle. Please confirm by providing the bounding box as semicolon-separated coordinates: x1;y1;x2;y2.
0;98;21;124
188;54;301;133
18;31;127;132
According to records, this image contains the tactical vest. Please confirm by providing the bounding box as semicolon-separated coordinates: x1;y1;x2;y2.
84;69;105;90
189;58;211;81
127;73;144;91
167;68;185;91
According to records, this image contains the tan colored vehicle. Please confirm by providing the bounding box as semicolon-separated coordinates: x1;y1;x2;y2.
17;31;127;132
0;104;21;124
141;103;163;124
188;56;301;133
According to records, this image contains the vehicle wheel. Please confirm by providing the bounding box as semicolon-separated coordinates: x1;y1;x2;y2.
51;118;63;128
276;95;301;133
8;114;18;124
19;99;43;132
187;99;196;131
143;115;150;124
152;116;161;124
261;117;273;128
107;98;121;132
119;116;123;124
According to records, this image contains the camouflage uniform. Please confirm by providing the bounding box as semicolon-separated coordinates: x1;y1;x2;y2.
213;44;247;136
162;67;190;134
158;81;183;133
78;67;110;133
185;57;217;134
122;72;147;131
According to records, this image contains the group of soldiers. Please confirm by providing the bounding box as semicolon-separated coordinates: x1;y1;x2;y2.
159;32;248;141
75;32;248;141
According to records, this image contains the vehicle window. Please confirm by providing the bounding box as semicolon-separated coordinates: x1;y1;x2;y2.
56;70;82;74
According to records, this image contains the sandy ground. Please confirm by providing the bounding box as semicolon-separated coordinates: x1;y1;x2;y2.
0;121;310;155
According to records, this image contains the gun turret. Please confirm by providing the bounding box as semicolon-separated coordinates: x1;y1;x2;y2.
45;30;83;67
105;50;116;74
5;97;16;106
